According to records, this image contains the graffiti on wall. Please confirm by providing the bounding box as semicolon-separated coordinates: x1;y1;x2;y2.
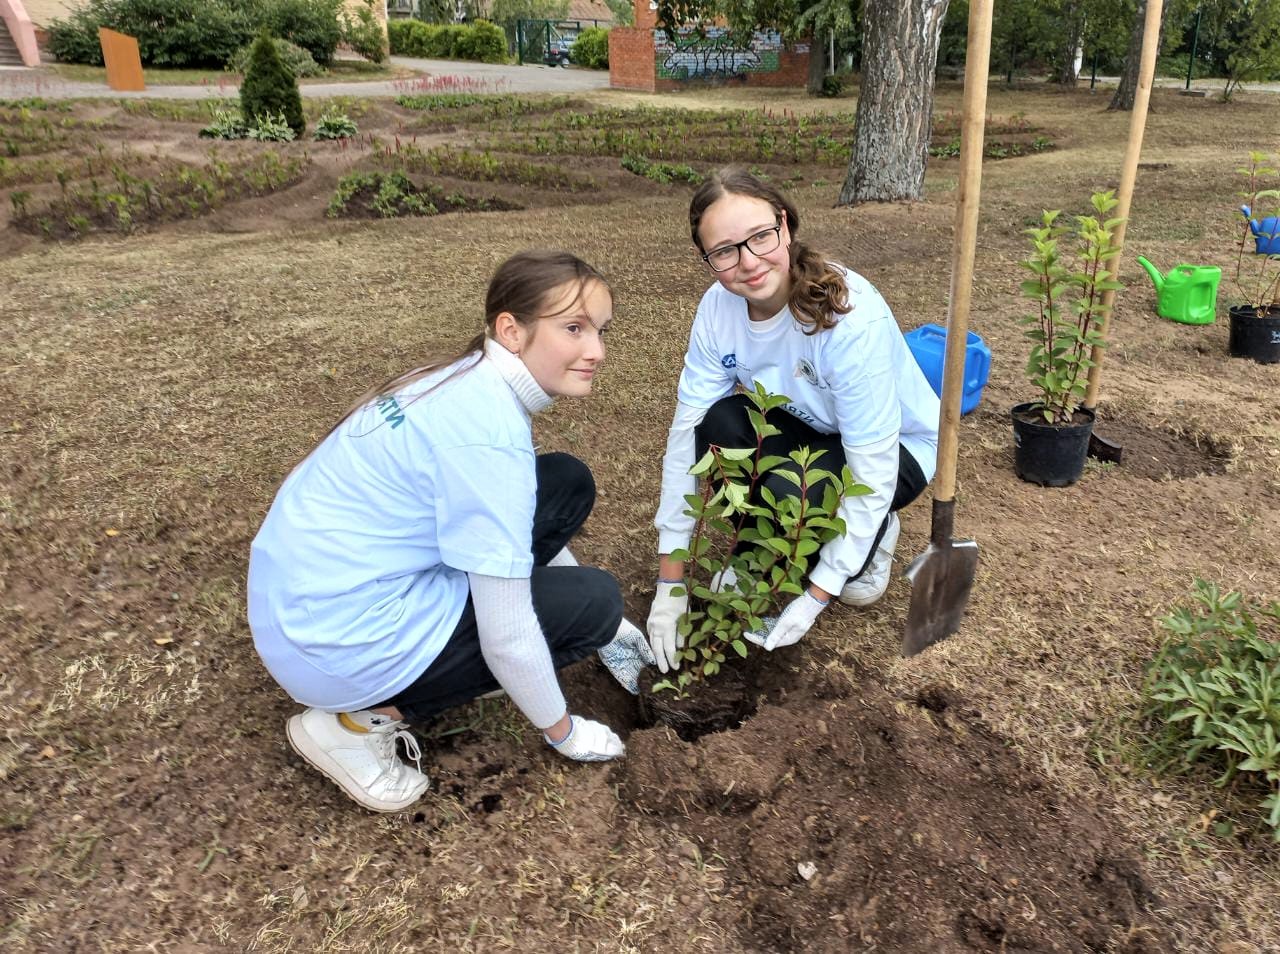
655;27;804;82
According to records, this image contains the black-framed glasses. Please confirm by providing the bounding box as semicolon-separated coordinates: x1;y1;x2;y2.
701;219;783;272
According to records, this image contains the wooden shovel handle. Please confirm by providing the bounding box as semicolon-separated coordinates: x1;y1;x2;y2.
1083;0;1163;410
934;0;994;503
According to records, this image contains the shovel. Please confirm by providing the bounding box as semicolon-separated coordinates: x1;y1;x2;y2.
901;0;993;656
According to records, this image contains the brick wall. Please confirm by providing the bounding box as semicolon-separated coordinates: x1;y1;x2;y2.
609;0;808;92
608;27;656;92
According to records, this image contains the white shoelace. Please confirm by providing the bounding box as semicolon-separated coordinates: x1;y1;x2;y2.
372;722;424;780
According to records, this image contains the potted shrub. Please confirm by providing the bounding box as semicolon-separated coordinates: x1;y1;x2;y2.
1012;190;1124;487
641;384;867;736
1229;152;1280;364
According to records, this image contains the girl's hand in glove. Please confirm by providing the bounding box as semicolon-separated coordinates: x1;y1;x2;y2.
646;581;688;673
544;716;625;762
744;591;828;651
597;618;656;695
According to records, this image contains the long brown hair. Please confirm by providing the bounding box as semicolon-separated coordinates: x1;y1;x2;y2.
689;167;849;334
324;250;610;442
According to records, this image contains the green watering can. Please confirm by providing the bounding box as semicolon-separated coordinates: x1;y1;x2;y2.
1136;256;1221;325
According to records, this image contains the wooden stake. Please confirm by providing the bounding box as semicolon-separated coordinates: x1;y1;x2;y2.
1083;0;1164;410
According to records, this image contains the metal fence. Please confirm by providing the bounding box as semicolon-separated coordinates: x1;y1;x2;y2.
512;19;606;66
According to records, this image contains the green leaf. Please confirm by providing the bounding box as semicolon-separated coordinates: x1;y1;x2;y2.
731;639;748;658
689;450;716;477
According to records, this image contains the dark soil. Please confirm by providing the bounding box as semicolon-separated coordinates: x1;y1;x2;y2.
621;667;1173;953
1090;419;1230;480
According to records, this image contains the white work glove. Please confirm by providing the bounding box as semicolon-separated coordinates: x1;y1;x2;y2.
744;591;828;651
646;580;688;674
544;715;624;762
597;618;656;695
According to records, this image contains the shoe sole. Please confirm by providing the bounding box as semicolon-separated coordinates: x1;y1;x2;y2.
286;715;427;813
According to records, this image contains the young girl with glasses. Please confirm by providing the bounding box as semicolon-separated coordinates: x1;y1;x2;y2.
249;250;652;813
646;168;941;670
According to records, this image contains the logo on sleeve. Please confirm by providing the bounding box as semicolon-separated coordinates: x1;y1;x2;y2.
794;358;820;387
721;353;737;370
375;394;406;429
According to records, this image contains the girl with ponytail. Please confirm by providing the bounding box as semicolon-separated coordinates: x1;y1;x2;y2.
248;250;652;813
646;168;941;669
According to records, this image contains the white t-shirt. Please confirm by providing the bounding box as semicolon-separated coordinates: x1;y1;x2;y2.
658;266;940;594
248;350;545;712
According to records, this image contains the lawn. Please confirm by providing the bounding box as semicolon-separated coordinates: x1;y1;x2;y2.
1;82;1278;951
47;57;420;87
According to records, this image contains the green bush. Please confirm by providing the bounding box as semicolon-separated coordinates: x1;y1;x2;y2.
227;37;323;77
386;19;417;54
453;20;506;63
313;105;358;139
246;110;297;141
240;31;305;136
45;0;348;68
48;0;252;68
256;0;343;65
387;18;506;62
46;4;110;66
1144;580;1280;839
570;26;608;69
199;106;248;139
340;0;386;63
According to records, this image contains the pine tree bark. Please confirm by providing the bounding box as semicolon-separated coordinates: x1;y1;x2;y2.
1109;0;1167;110
838;0;950;205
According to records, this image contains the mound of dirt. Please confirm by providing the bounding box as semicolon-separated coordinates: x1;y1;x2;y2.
621;673;1173;952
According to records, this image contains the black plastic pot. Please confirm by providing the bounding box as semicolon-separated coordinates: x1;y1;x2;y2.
1011;403;1096;487
1228;305;1280;364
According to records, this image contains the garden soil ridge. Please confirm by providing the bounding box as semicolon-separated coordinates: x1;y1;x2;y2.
2;84;1279;951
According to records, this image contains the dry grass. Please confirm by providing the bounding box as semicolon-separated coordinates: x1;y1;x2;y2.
2;82;1280;951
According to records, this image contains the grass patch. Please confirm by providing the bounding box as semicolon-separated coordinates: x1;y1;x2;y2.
47;59;415;88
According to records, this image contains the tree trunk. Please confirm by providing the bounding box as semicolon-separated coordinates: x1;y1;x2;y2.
838;0;950;205
806;30;826;95
1109;0;1166;110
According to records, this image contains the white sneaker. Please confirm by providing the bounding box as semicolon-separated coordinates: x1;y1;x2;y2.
286;708;430;812
838;513;900;607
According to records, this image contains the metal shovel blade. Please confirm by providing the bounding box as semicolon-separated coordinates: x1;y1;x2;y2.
901;502;979;657
1087;430;1123;464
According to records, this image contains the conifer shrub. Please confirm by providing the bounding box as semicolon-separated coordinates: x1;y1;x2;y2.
240;31;305;137
227;37;323;78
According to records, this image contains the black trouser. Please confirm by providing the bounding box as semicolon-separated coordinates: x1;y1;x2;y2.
377;453;622;724
695;394;929;579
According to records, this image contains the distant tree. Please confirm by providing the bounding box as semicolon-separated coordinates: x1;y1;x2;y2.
486;0;570;26
1108;0;1167;109
795;0;856;93
1219;0;1280;99
838;0;949;205
604;0;634;25
240;30;305;136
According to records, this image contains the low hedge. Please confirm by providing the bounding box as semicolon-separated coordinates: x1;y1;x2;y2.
387;19;507;63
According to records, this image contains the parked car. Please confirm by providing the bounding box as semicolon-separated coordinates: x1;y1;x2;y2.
543;37;574;67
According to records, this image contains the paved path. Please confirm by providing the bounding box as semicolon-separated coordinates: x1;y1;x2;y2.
0;54;611;100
